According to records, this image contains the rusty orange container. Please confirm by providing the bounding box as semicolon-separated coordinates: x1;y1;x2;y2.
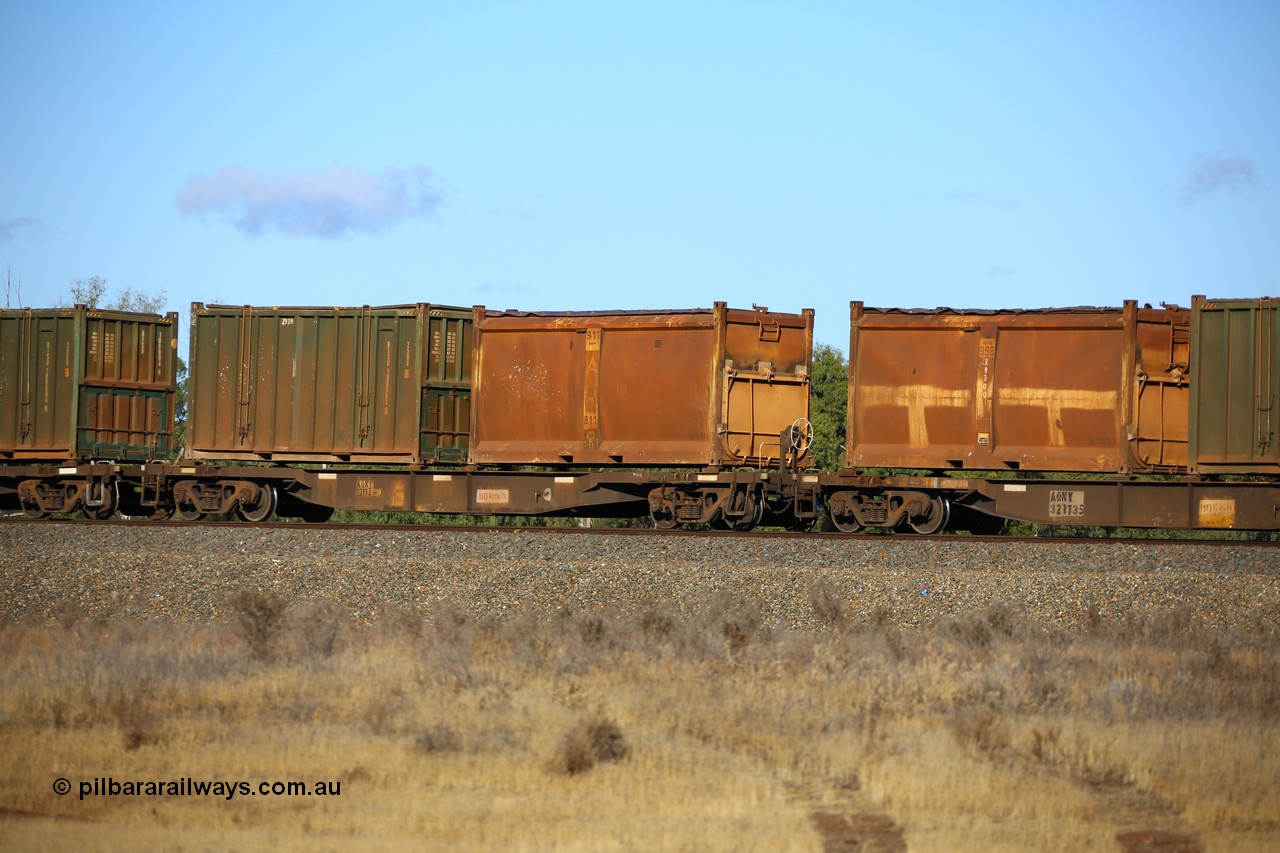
0;306;178;461
846;301;1190;473
470;303;814;466
187;303;472;464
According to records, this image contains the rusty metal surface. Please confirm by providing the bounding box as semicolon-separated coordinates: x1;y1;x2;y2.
1189;296;1280;474
970;478;1280;529
469;304;813;466
846;301;1189;473
163;464;654;517
187;303;472;464
0;307;178;461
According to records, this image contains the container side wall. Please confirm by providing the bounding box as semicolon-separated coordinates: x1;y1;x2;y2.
187;304;469;463
0;315;17;450
849;323;976;469
989;325;1125;470
595;324;717;462
188;309;244;453
470;307;811;466
847;306;1169;473
471;324;587;463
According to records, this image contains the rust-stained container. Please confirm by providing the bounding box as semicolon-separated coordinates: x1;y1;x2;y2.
847;301;1190;473
187;303;472;464
1189;295;1280;474
470;303;814;466
0;306;178;461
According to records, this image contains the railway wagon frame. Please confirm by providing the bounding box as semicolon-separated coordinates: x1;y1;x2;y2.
10;294;1280;533
470;302;817;529
830;300;1196;534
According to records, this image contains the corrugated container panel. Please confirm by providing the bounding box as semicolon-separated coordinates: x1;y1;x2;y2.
0;306;178;461
187;303;472;464
847;301;1189;473
1189;296;1280;474
470;303;813;466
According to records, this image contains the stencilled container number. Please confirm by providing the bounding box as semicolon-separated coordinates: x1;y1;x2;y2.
1048;490;1085;519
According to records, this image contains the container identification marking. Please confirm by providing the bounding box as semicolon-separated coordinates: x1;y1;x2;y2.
1198;498;1235;528
1047;490;1085;519
476;488;510;505
355;479;383;498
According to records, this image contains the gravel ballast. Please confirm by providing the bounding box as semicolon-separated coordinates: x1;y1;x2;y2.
3;524;1278;633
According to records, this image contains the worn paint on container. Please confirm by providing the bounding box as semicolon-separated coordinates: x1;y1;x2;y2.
847;301;1190;473
470;303;814;466
1189;295;1280;474
187;303;472;464
0;306;178;461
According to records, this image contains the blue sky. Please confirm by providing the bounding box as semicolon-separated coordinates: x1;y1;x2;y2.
2;1;1277;350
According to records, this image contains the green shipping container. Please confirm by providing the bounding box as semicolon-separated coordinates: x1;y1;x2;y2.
187;303;472;464
1189;295;1280;474
0;306;178;462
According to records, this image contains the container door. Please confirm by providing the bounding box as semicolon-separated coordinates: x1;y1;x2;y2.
0;310;77;458
419;309;471;463
721;307;814;466
77;313;178;460
1130;306;1190;471
421;387;470;462
1191;297;1280;473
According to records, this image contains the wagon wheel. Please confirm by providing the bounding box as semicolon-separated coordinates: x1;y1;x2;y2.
21;497;48;519
648;493;679;530
718;490;763;532
82;482;119;520
146;503;175;521
827;494;863;534
908;496;950;535
831;515;862;534
651;513;679;531
236;484;277;523
175;492;205;522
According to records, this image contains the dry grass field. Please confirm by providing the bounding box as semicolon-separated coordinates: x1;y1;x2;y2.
1;586;1276;852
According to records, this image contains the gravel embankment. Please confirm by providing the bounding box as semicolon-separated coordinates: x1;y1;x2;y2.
3;524;1279;632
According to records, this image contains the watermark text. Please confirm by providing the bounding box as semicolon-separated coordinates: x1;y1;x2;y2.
53;776;341;801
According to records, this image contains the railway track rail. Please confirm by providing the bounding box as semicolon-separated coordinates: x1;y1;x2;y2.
6;515;1280;548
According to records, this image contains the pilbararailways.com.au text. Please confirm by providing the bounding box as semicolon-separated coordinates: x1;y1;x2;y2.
57;777;342;801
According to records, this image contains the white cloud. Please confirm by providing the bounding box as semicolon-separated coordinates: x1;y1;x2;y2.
0;217;48;242
1180;151;1262;205
174;164;445;238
